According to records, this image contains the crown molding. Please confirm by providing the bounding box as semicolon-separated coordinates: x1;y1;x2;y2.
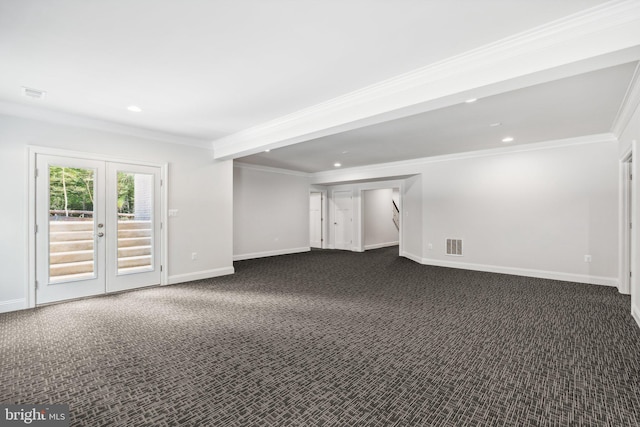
310;133;617;184
322;178;407;190
612;61;640;136
0;100;212;149
213;0;640;160
233;161;311;178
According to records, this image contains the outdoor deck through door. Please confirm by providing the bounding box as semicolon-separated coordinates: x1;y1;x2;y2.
36;155;162;304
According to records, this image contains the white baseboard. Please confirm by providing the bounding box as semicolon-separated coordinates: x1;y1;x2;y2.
401;251;423;264
419;257;618;287
365;241;399;250
233;247;310;261
0;298;27;314
168;266;235;285
618;285;631;295
633;304;640;330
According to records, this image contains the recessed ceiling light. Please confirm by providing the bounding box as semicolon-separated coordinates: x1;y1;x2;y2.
342;150;349;154
502;136;514;143
264;149;271;152
334;163;342;168
127;105;142;113
465;98;478;103
490;122;502;127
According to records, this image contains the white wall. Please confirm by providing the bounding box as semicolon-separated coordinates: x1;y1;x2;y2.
392;189;400;207
363;188;399;250
0;114;234;313
233;163;310;260
421;142;618;284
312;137;619;286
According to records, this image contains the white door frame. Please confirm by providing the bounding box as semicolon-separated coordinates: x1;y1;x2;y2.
626;141;640;328
27;146;168;308
620;148;633;295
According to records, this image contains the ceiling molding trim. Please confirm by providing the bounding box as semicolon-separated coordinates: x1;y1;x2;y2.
310;133;617;184
323;178;409;190
0;100;211;149
612;62;640;136
233;161;311;178
213;0;640;160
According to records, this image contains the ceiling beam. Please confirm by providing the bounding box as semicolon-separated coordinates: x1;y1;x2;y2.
309;133;618;185
212;0;640;161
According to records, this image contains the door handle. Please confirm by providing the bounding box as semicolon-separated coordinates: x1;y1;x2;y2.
97;232;104;237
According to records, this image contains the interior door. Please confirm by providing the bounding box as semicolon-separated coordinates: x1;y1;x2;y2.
36;155;162;304
36;155;106;304
334;191;352;250
310;192;322;248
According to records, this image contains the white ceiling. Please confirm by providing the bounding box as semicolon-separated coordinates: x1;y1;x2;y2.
239;62;638;172
0;0;611;145
0;0;604;135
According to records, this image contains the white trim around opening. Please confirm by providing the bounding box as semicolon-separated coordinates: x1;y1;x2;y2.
26;145;169;308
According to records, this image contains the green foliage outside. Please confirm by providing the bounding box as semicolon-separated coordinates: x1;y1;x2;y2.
49;167;94;215
117;172;135;215
49;167;135;217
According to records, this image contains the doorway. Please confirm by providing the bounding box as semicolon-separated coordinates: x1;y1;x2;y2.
35;154;162;304
362;188;400;251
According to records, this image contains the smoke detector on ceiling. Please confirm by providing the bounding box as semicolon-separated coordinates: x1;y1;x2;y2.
22;86;46;100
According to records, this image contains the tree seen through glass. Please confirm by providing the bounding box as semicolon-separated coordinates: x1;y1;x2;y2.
49;167;136;217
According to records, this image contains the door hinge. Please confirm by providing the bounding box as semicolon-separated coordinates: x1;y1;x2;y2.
35;224;38;233
35;280;39;289
160;222;163;230
35;168;39;178
160;179;163;187
160;265;163;272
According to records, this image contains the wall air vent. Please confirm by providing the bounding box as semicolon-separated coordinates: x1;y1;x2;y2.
22;86;46;99
446;238;463;256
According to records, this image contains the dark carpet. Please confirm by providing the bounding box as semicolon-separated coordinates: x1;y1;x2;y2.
1;247;640;426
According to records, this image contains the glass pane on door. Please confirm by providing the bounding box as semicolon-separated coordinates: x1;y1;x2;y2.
48;166;96;283
117;171;153;275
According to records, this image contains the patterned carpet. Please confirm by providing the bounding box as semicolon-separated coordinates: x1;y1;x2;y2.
1;247;640;426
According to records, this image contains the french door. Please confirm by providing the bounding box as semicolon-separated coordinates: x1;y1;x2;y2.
35;154;161;304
